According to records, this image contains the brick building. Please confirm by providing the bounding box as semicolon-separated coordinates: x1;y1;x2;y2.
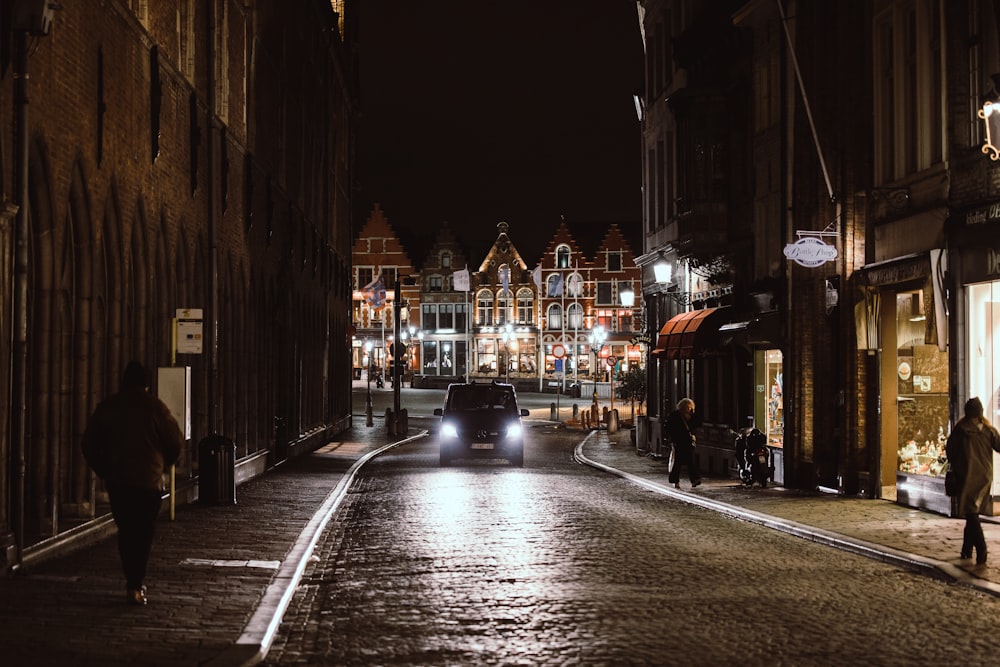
350;204;420;379
637;0;1000;515
0;1;357;568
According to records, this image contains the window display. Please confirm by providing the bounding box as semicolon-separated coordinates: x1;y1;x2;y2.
754;349;784;448
895;290;949;478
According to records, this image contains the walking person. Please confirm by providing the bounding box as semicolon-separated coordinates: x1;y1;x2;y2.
945;396;1000;565
666;397;701;489
82;361;184;605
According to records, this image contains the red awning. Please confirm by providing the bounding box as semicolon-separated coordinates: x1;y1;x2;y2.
651;307;729;359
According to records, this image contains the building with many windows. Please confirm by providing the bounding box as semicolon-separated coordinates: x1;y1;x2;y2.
353;218;642;392
637;0;1000;516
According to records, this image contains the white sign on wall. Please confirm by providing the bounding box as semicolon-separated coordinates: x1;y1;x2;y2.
176;308;203;354
783;237;838;268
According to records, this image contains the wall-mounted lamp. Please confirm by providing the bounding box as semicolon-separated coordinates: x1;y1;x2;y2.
619;284;635;308
653;261;672;284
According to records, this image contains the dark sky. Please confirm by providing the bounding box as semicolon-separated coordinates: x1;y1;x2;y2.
356;1;645;267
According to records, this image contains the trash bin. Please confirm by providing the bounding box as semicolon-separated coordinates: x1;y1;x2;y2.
198;434;237;505
569;382;581;398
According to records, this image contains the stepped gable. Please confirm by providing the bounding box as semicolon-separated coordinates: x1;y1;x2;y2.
352;204;417;278
538;220;589;269
476;222;531;288
593;223;639;268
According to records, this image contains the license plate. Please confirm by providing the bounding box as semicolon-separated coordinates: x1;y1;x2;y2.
470;443;494;450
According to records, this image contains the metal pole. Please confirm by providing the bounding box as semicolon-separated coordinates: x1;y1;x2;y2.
11;29;30;572
393;282;401;424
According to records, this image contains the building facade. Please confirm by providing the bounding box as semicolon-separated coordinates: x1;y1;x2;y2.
353;218;643;393
638;0;1000;516
0;0;358;569
350;204;420;380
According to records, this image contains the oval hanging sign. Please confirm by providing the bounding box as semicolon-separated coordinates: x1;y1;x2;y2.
783;237;838;268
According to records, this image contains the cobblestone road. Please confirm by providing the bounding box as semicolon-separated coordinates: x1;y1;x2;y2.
264;423;1000;666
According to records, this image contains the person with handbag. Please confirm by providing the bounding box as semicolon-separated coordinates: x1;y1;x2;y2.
945;396;1000;565
665;397;701;489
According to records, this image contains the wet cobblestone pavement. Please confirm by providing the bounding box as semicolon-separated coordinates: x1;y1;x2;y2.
2;405;999;666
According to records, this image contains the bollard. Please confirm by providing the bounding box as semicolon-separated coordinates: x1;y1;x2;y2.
572;404;579;420
550;402;557;421
582;412;590;430
397;408;408;436
365;393;374;427
385;407;394;435
608;408;619;434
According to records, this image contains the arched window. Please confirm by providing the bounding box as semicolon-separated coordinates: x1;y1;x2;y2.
566;272;584;297
567;302;583;330
547;303;563;330
546;273;563;297
556;244;571;269
496;288;513;325
477;289;493;326
516;288;534;324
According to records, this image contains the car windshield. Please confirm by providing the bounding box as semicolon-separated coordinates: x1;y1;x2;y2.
448;387;515;412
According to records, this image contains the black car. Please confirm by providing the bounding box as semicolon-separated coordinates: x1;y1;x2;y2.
434;381;529;466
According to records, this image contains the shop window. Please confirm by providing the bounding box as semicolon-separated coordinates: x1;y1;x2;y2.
422;341;438;375
477;339;497;374
896;289;949;479
969;281;1000;431
439;342;455;375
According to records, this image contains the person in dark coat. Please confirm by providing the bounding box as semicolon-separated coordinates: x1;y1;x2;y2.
82;361;184;605
666;397;701;489
945;396;1000;565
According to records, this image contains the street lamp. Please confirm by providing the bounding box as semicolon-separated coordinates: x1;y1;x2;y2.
364;340;374;426
501;323;515;383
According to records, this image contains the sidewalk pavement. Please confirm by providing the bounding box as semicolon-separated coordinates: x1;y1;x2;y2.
3;418;999;667
0;422;420;667
578;426;1000;597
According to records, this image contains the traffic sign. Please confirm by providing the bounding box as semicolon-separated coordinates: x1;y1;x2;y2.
606;356;617;367
554;358;564;373
552;344;566;358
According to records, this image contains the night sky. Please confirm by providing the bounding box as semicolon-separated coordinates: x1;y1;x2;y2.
356;1;645;267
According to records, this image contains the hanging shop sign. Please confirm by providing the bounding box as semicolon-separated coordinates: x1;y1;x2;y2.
783;236;838;268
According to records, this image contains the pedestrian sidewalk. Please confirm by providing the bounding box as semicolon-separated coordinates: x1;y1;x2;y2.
578;426;1000;597
0;424;417;667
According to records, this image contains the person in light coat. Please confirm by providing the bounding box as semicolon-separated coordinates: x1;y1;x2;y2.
945;396;1000;565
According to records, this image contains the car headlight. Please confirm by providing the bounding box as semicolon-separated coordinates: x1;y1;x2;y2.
505;423;523;439
441;422;459;439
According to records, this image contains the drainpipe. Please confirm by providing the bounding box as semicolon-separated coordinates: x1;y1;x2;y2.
10;28;29;573
206;3;219;433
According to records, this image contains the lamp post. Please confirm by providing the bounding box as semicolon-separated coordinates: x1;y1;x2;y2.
364;340;374;426
588;324;607;428
501;323;514;383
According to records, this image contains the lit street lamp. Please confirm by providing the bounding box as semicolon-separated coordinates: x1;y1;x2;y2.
501;323;515;383
364;340;374;426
